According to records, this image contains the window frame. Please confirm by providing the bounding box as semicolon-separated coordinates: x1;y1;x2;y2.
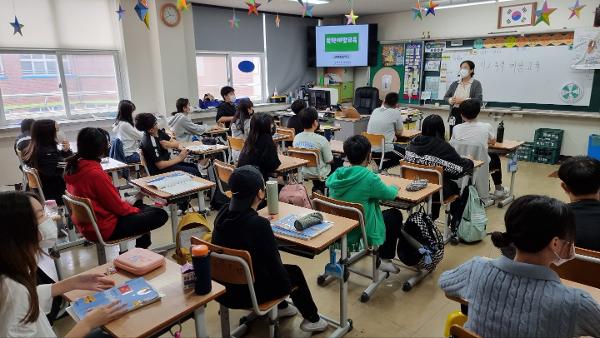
0;48;124;124
195;51;266;103
0;56;5;79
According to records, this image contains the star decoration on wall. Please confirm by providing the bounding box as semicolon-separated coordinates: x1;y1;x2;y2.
229;12;240;28
302;4;314;17
246;1;261;15
275;14;281;27
535;0;557;26
345;9;358;25
134;0;150;29
412;1;424;20
568;0;585;19
177;0;189;11
116;5;126;20
425;0;438;16
9;16;24;36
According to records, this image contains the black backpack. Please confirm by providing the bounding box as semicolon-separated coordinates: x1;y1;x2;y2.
397;205;445;272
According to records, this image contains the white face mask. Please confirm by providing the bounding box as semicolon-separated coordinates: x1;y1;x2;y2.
38;217;58;247
552;240;575;266
459;68;470;78
229;95;236;103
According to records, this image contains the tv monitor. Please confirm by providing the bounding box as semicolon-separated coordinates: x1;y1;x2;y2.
308;24;377;68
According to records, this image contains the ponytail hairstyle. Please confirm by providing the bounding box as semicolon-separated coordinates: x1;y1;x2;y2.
232;98;254;135
491;195;575;253
65;128;110;176
172;98;190;116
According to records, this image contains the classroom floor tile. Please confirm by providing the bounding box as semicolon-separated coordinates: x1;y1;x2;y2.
52;159;565;337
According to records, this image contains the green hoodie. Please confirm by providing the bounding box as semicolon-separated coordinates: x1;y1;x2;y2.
326;166;399;247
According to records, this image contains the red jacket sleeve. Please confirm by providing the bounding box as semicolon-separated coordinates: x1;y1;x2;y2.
93;170;139;216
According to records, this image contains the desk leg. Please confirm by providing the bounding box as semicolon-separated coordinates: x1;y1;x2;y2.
427;195;432;216
111;171;119;187
322;233;352;338
154;204;178;252
497;152;517;208
194;305;208;338
197;191;207;213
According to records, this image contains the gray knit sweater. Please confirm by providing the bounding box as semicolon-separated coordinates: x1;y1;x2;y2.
439;256;600;338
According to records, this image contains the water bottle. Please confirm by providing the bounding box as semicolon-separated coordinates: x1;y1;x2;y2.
191;245;211;295
266;180;279;215
496;121;505;144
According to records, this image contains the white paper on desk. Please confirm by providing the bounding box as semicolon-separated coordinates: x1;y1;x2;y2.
186;144;215;152
147;173;206;195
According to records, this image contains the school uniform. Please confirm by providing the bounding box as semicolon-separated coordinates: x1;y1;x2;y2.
139;130;200;177
237;134;281;182
112;121;143;163
366;106;405;170
25;145;72;205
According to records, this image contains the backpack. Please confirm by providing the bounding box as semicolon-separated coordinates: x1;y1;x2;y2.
398;205;445;272
172;209;212;264
279;182;312;209
457;185;488;243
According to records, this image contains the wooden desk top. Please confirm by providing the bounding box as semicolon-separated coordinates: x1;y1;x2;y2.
130;171;215;200
318;125;342;132
468;158;484;168
101;158;130;173
330;140;344;154
277;155;309;173
378;174;442;204
489;140;524;151
181;141;229;155
206;127;229;135
398;129;422;139
64;260;226;338
258;202;359;254
272;133;289;143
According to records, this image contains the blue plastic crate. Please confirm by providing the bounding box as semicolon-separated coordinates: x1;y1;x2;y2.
589;134;600;161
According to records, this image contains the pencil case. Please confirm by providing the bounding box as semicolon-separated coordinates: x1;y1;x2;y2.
114;248;165;275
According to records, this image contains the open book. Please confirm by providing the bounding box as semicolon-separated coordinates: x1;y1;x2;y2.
271;214;332;240
68;278;160;321
147;172;207;195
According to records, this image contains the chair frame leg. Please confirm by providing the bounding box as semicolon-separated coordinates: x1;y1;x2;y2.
96;244;107;265
268;307;279;338
220;305;231;338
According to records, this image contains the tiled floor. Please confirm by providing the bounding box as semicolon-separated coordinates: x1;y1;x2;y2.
51;160;566;337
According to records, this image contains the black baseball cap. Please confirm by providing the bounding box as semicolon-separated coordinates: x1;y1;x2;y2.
229;165;265;212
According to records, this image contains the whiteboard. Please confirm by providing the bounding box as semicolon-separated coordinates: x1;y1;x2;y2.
437;46;595;106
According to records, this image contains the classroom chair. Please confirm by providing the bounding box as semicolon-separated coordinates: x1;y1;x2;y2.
15;149;28;190
62;192;138;265
276;126;295;151
22;165;46;203
312;193;389;303
286;147;323;192
449;324;481;338
137;150;151;176
190;237;288;338
227;136;245;164
397;160;460;245
449;141;491;203
361;132;389;173
213;159;234;199
551;247;600;289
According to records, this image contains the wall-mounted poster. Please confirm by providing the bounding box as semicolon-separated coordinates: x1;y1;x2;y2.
425;60;441;72
403;42;422;101
498;2;536;29
572;27;600;70
382;44;405;66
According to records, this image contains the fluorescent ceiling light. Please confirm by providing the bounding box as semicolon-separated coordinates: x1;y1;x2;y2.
437;0;496;9
288;0;330;4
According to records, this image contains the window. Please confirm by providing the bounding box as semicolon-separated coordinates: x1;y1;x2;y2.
196;53;264;102
0;51;122;123
0;56;5;78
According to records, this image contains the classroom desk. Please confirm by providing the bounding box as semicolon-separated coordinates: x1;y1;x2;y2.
334;116;370;142
259;202;359;338
64;260;226;338
489;140;525;208
330;140;344;155
378;174;442;214
276;154;309;181
205;126;229;136
396;129;422;142
101;158;130;187
180;141;228;159
130;172;215;251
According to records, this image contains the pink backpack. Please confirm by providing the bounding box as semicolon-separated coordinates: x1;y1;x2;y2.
279;183;312;209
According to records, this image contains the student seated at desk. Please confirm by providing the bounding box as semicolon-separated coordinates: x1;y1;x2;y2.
230;98;253;139
14;118;35;155
168;98;215;142
113;100;143;164
405;114;474;220
326;135;403;273
65;128;168;249
237;113;281;182
366;92;405;171
22;120;73;205
439;195;600;338
558;156;600;251
451;100;508;199
287;99;307;136
293;107;339;194
135;113;200;177
212;165;328;332
0;191;127;338
216;86;236;128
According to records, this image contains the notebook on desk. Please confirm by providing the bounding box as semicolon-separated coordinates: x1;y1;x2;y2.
147;172;206;195
186;144;217;152
271;214;332;240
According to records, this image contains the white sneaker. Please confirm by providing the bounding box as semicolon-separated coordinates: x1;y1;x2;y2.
379;259;400;274
277;304;298;319
482;198;495;208
300;318;328;333
493;187;510;199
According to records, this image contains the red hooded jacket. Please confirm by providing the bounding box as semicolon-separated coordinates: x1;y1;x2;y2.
65;159;139;241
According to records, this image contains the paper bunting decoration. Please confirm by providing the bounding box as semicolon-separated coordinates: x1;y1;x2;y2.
246;1;261;15
275;14;281;27
134;0;150;29
9;16;24;36
302;4;314;17
177;0;189;11
425;0;438;16
229;12;240;28
535;0;556;26
345;9;358;25
116;4;126;20
412;2;424;20
568;0;585;19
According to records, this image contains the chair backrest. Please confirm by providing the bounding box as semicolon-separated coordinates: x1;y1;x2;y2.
62;192;106;245
228;136;245;152
551;247;600;289
312;192;370;247
287;147;320;168
353;87;379;115
399;160;443;185
190;237;254;284
276;127;295;142
450;325;481;338
450;140;490;200
213;159;235;193
137;150;150;176
22;165;46;203
361;132;385;151
336;106;361;119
